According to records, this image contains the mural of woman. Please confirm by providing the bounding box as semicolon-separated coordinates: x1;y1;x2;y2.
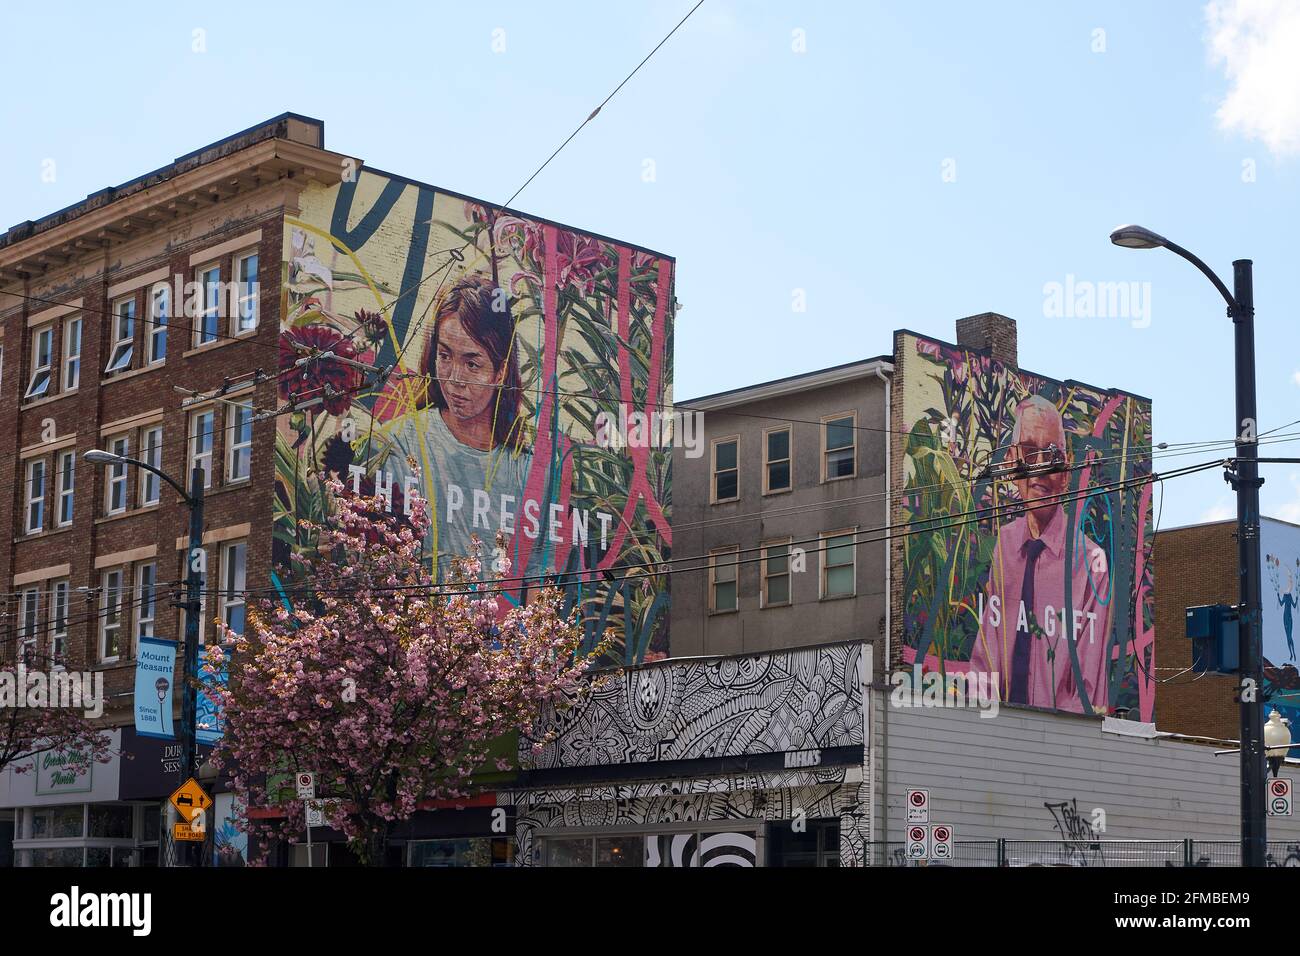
1280;560;1298;662
389;273;533;580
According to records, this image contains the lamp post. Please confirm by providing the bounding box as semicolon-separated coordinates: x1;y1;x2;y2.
85;449;205;866
1109;225;1265;867
1265;710;1292;778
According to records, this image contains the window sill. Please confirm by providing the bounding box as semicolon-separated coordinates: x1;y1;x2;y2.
183;329;257;359
21;388;78;410
14;525;75;544
820;473;857;484
707;608;739;616
710;498;740;506
763;487;793;497
95;503;160;525
819;593;856;602
102;365;160;386
761;602;792;610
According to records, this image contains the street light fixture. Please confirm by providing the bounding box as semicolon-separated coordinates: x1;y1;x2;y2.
84;449;206;867
1265;710;1292;778
1109;224;1264;867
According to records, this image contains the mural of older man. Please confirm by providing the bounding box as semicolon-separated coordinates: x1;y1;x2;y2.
969;395;1113;711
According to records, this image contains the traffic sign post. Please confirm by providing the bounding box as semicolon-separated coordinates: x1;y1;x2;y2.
168;778;213;853
906;824;930;861
931;824;954;861
297;772;318;867
906;789;929;824
1268;778;1292;817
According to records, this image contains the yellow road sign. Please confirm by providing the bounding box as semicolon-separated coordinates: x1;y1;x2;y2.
173;822;205;842
169;777;213;815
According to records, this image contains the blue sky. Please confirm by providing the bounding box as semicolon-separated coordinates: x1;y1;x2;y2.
2;1;1298;528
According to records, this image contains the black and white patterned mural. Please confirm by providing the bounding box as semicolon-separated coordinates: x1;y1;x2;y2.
523;641;866;768
507;641;871;867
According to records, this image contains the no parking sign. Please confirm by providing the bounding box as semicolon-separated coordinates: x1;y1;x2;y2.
1269;778;1292;816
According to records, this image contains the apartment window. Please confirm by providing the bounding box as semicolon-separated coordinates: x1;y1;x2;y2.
50;579;69;661
100;569;124;662
762;539;792;607
709;547;739;613
25;325;53;400
195;264;221;346
822;413;856;481
106;297;135;373
140;426;163;505
235;251;259;333
136;563;157;643
764;426;792;494
57;450;75;526
105;435;130;514
221;542;247;636
19;587;40;659
189;411;214;488
226;401;252;482
711;437;739;503
148;283;169;364
62;316;81;391
25;459;46;533
820;530;856;599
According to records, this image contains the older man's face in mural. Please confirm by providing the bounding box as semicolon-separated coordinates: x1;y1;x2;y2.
1013;404;1069;523
436;316;502;427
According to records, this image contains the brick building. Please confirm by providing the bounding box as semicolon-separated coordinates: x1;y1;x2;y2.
1151;520;1240;742
0;113;344;865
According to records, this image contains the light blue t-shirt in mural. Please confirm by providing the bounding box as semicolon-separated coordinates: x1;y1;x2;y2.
386;410;533;582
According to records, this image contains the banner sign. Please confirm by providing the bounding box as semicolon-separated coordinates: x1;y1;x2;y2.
134;637;177;740
196;658;227;746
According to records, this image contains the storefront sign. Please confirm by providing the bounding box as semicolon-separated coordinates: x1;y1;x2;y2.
783;748;822;769
118;728;212;801
35;747;94;796
134;637;177;740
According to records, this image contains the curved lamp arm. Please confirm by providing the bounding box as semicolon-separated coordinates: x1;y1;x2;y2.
83;451;194;506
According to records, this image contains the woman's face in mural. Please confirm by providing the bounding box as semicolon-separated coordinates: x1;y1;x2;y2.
435;315;502;425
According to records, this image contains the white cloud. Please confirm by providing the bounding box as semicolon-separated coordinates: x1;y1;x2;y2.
1205;0;1300;158
1293;369;1300;387
1201;496;1236;522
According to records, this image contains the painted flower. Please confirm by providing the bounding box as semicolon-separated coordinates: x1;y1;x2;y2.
354;309;388;344
279;324;364;415
289;228;333;293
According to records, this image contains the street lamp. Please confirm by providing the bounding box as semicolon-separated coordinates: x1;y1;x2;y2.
1109;225;1265;867
1265;710;1292;777
85;449;205;866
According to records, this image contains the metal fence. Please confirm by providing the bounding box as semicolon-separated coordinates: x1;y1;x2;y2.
865;839;1300;867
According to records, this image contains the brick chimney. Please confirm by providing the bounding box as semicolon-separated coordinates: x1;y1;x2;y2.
955;312;1017;367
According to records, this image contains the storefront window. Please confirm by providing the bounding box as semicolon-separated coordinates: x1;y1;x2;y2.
30;847;84;867
31;805;83;839
544;837;593;867
408;837;514;867
541;828;758;867
767;819;841;867
89;804;133;839
595;836;643;867
85;847;112;867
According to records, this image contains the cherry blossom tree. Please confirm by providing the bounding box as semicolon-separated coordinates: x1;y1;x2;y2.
202;476;605;866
